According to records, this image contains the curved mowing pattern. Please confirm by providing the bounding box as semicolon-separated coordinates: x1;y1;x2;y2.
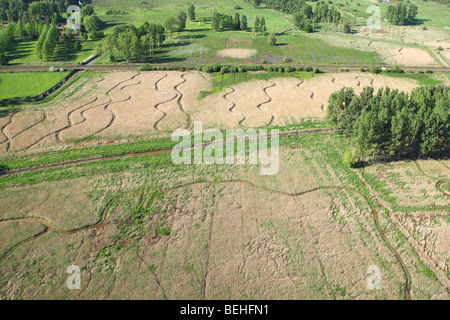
223;87;247;128
254;82;277;127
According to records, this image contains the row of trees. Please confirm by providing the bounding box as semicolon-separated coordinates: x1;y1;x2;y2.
253;16;267;35
35;24;59;60
326;86;449;160
212;12;249;31
386;3;418;26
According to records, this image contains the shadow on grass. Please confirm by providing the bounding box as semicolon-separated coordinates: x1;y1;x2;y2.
358;149;450;169
7;41;35;63
162;41;192;49
177;34;206;40
0;107;19;118
0;164;9;174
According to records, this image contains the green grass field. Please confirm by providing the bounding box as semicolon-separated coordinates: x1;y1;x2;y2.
0;71;72;100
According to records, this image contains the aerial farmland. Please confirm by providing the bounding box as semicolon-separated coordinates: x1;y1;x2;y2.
0;0;448;302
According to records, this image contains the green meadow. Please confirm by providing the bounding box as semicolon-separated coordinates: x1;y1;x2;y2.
0;71;71;100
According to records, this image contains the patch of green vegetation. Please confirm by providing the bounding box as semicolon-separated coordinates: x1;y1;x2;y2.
0;71;71;100
197;86;223;100
335;286;348;297
157;227;171;236
442;181;450;192
184;262;195;273
417;262;439;282
214;71;316;89
383;72;444;86
260;220;274;229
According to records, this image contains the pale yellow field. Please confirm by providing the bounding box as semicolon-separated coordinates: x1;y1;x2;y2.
0;71;419;155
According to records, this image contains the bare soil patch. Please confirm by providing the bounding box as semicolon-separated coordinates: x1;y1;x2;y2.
217;49;257;59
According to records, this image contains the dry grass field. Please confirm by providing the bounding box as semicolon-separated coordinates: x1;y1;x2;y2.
0;71;420;156
0;131;447;299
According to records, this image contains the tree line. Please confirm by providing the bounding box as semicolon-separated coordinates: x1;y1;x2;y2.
212;12;248;31
326;85;449;161
386;3;418;26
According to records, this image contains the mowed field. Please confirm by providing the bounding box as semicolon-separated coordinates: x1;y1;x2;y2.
0;131;448;299
0;71;72;100
0;70;424;155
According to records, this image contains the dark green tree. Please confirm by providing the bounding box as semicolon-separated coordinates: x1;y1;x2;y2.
188;3;195;21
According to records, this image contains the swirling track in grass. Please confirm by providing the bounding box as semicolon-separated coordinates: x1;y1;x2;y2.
174;73;193;130
253;81;277;127
223;87;247;128
414;161;450;197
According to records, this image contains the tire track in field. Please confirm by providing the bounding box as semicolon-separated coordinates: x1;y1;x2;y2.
297;79;325;111
202;191;216;300
61;74;142;142
0;192;127;266
88;74;142;139
55;97;99;143
253;81;277;127
223;87;247;128
0;116;12;151
0;227;49;265
0;112;47;152
22;73;141;149
174;74;193;130
154;73;168;91
153;94;178;133
64;77;106;128
152;73;178;133
2;77;101;151
160;179;413;299
414;161;450;197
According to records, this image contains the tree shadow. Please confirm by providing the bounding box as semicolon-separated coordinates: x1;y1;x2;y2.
177;34;206;40
358;148;450;169
0;107;19;118
162;41;192;49
103;21;126;29
146;56;187;64
0;164;9;175
52;41;78;62
409;18;428;26
7;41;35;64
